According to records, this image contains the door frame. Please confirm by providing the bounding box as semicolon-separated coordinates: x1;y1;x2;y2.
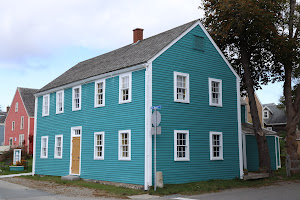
69;126;82;175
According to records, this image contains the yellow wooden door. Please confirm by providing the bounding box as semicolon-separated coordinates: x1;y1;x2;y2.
71;137;80;174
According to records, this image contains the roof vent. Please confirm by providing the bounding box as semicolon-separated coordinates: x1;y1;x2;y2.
133;28;144;43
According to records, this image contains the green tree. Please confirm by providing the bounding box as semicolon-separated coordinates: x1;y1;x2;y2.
202;0;285;173
273;0;300;161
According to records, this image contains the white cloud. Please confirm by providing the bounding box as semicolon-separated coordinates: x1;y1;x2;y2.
0;0;203;69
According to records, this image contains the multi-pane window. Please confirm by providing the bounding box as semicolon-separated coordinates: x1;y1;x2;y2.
9;137;13;146
174;72;190;103
94;132;104;160
41;136;48;158
12;121;15;131
15;102;18;112
19;134;24;146
56;90;64;114
263;111;269;119
210;132;223;160
95;80;105;107
54;135;63;158
209;78;222;107
20;116;24;130
72;86;81;111
118;130;131;160
174;130;190;161
43;94;50;116
119;73;132;104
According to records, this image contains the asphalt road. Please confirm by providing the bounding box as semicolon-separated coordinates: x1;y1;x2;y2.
0;180;117;200
0;179;300;200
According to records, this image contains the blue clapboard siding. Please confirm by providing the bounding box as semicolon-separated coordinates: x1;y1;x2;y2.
152;25;240;184
245;135;277;171
0;125;4;145
35;69;145;185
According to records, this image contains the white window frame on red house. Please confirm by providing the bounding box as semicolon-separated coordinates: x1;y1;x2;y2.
12;121;15;131
20;116;24;130
15;102;18;112
19;134;24;146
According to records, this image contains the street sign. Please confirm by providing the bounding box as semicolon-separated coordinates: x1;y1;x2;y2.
151;126;161;135
151;105;162;109
152;111;161;127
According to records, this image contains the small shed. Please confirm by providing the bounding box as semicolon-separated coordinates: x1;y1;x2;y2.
242;123;281;171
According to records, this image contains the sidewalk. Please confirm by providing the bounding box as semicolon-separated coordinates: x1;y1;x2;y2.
0;172;32;178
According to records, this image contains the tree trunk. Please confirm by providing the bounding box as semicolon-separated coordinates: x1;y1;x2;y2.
240;45;272;174
284;67;299;161
284;0;299;162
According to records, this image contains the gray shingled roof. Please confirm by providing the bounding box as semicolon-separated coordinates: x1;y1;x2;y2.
18;87;39;117
242;123;277;135
0;112;7;124
38;20;198;93
263;103;287;125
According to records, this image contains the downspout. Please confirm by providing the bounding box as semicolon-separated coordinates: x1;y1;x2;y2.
32;97;38;175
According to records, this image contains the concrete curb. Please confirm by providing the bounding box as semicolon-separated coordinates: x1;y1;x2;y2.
0;172;33;178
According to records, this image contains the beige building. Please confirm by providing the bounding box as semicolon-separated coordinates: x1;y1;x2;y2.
243;93;263;128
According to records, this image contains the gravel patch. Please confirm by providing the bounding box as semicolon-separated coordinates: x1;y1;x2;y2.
2;177;122;199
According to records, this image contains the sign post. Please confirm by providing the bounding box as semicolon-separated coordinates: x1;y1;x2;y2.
151;105;161;191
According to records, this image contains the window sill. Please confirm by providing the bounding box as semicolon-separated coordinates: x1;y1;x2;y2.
174;158;190;161
210;158;224;161
118;158;131;161
209;103;222;107
174;99;190;104
94;104;105;108
94;157;104;160
119;100;132;104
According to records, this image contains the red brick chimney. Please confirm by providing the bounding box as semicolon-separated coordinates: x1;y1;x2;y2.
6;106;10;113
133;28;144;43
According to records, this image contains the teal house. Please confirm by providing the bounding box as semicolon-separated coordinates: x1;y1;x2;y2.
33;19;243;190
240;101;281;171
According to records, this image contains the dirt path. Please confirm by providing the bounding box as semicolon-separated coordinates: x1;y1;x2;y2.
3;177;122;199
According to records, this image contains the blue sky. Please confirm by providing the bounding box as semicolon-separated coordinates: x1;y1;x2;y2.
0;0;283;111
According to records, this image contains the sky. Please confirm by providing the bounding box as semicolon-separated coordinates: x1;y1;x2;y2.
0;0;283;111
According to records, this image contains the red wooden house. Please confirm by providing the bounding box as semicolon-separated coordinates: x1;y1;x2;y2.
5;87;38;154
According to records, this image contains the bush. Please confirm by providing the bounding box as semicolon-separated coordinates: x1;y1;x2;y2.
0;146;32;162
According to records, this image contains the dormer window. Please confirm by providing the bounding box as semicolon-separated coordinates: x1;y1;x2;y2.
263;110;269;119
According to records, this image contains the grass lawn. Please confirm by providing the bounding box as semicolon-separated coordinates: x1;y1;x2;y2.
20;167;300;197
0;158;32;175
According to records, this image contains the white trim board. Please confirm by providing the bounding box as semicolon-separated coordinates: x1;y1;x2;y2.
69;126;82;176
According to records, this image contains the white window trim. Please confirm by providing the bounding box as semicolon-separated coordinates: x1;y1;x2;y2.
19;134;24;146
72;85;82;111
20;116;24;130
266;127;273;131
94;132;105;160
94;79;106;107
210;131;223;160
209;78;223;107
42;94;50;116
15;102;18;112
263;110;269;119
118;130;131;160
174;71;190;103
119;72;132;104
12;121;15;131
174;130;190;161
56;90;64;114
40;136;48;159
54;135;63;159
